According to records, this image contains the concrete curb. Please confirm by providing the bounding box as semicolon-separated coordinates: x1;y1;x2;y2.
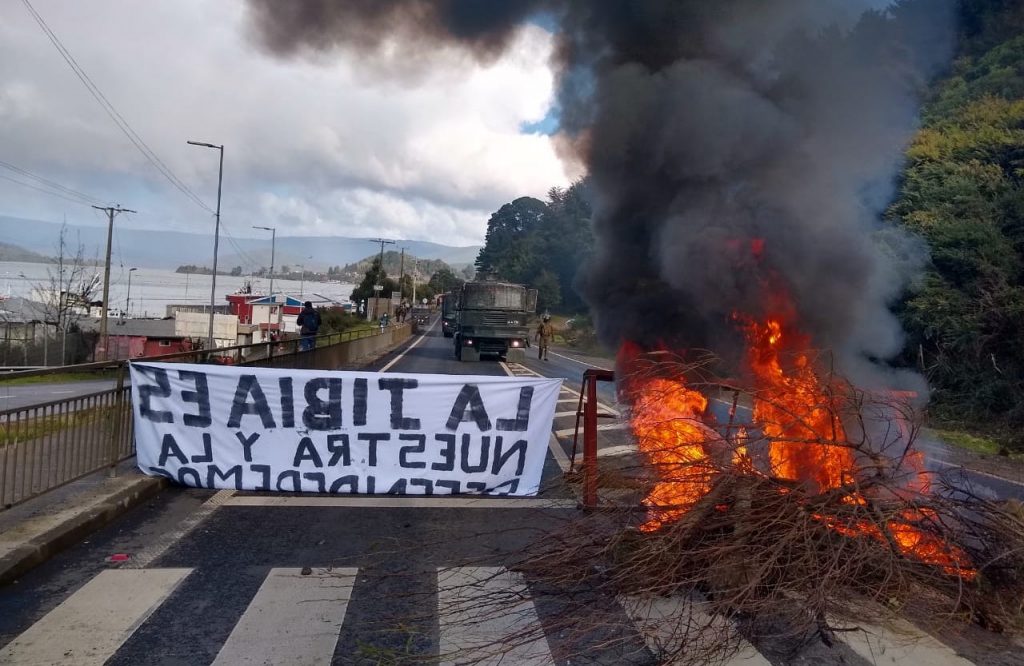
0;475;167;586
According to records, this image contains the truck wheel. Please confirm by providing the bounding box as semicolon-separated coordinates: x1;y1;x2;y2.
454;337;461;360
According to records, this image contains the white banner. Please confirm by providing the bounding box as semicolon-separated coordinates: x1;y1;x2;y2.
130;362;562;496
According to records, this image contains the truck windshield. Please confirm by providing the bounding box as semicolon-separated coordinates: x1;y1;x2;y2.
462;285;525;310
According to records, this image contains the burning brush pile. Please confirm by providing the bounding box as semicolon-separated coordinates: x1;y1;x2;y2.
523;301;1024;662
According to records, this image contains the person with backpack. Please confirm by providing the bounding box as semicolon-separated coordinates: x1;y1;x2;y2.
297;301;321;351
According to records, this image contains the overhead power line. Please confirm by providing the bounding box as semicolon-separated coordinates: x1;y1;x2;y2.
0;172;96;207
20;0;214;214
0;159;107;207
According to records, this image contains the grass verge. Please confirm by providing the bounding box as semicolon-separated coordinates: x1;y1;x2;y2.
0;370;117;386
929;427;1023;458
0;405;121;446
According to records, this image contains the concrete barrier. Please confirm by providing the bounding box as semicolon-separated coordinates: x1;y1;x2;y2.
249;324;412;371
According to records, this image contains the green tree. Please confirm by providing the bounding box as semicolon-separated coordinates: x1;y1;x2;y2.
473;181;594;314
350;257;398;302
474;196;547;279
890;2;1024;443
428;267;464;294
533;269;562;314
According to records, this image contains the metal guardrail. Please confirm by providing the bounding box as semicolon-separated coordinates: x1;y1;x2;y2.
0;324;408;510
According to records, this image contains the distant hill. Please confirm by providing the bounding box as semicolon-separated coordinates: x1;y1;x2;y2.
0;216;481;271
336;251;452;280
0;241;52;264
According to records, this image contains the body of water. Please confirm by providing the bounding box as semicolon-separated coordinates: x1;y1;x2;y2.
0;261;357;317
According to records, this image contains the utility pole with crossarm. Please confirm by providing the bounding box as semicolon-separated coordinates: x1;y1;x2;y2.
367;238;394;321
91;204;135;360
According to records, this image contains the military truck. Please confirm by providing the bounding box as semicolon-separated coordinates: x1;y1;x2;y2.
453;280;537;362
410;306;431;333
440;293;458;338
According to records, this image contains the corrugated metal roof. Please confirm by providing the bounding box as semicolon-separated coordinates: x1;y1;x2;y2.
83;317;180;338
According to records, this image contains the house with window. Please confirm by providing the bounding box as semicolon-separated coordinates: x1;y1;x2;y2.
94;318;192;359
245;294;305;343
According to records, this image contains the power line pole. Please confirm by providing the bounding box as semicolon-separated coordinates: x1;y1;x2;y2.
367;238;394;320
399;248;406;303
92;204;135;361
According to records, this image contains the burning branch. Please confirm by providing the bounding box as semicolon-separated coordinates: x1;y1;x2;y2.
520;352;1024;664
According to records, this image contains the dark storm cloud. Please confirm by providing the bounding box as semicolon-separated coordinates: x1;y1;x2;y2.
245;0;957;388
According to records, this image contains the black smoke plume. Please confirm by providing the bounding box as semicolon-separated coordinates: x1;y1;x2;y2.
244;0;956;390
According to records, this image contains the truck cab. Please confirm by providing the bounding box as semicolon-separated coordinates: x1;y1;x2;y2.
454;281;537;362
441;293;458;338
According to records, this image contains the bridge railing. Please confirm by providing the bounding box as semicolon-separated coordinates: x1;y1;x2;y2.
0;324;409;510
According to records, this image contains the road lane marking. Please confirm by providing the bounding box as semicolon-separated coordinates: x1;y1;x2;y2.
835;619;976;666
505;362;621;417
548;433;571;473
438;567;555;666
555;422;629;438
598;444;638;458
925;457;1024;489
547;350;613;371
621;595;771;666
380;318;438;372
500;362;574;475
224;496;578;509
212;568;356;666
0;568;191;665
125;489;236;569
553;410;577;418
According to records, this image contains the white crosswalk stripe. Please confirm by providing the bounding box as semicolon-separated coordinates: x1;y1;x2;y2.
212;567;356;666
621;595;772;666
835;619;976;666
0;568;191;666
0;566;982;665
437;566;555;665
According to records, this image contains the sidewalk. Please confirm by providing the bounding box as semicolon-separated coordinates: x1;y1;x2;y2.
0;460;165;585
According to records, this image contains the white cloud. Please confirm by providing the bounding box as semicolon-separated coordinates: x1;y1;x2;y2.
0;0;567;245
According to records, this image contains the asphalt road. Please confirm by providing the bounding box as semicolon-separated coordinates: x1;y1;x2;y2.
0;323;1017;665
0;379;118;412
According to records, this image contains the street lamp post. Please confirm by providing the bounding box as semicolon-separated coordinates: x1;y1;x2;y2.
253;225;276;341
125;267;137;320
186;140;224;352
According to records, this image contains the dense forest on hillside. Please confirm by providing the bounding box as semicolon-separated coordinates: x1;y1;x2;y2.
889;0;1024;442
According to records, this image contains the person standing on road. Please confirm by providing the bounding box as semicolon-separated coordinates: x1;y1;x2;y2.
535;313;555;361
296;301;321;352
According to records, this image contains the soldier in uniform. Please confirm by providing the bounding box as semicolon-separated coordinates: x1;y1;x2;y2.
535;313;555;361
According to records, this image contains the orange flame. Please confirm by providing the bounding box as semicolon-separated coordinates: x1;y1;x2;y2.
740;316;856;493
619;295;975;577
628;377;712;532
